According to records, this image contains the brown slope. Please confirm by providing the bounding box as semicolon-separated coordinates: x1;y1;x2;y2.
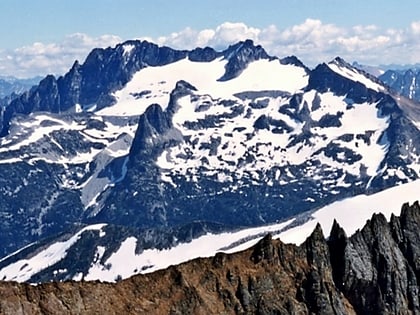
1;202;420;315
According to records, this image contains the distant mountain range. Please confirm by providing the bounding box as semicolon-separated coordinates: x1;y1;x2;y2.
0;75;42;106
0;39;418;286
352;61;420;102
379;69;420;102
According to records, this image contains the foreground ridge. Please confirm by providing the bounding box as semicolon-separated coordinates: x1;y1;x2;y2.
0;201;419;314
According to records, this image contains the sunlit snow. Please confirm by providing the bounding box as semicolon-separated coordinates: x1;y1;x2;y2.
278;179;420;244
157;88;390;185
0;224;107;282
81;180;420;282
327;62;384;92
84;218;296;282
97;57;308;117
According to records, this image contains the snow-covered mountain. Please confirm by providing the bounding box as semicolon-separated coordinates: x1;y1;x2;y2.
350;63;420;103
1;179;419;283
0;39;419;282
379;68;420;102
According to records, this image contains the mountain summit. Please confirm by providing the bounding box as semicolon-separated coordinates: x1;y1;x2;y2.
0;39;418;282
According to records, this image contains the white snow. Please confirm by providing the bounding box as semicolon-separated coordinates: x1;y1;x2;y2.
74;104;82;113
277;179;420;244
0;224;106;282
0;115;80;154
409;76;416;99
80;180;420;282
0;113;135;171
97;57;308;117
327;62;384;92
156;92;302;183
122;44;135;57
307;92;390;177
1;180;419;283
84;218;295;282
157;88;391;186
0;157;24;164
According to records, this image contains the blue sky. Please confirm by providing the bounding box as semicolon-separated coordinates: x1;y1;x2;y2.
0;0;420;77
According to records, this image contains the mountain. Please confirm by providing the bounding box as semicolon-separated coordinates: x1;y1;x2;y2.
1;201;420;314
0;76;42;97
379;68;420;102
350;63;420;103
0;39;419;282
1;177;419;283
0;76;42;106
352;61;385;77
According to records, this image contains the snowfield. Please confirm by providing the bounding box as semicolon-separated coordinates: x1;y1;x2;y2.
0;224;107;282
1;180;418;283
79;180;420;281
97;57;309;117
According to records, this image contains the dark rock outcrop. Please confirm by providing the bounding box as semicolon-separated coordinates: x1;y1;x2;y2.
1;202;420;314
380;69;420;102
219;39;271;81
307;58;379;103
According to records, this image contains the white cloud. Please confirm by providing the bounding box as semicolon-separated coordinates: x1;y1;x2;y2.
154;19;420;68
0;33;121;78
209;22;260;48
155;22;260;50
410;21;420;34
2;20;420;78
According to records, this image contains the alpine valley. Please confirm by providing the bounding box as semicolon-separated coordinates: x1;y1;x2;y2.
0;39;419;286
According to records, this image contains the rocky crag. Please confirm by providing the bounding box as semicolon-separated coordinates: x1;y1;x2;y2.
0;201;419;315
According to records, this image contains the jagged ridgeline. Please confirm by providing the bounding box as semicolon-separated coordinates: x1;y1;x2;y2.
380;68;420;102
0;202;419;314
0;39;419;283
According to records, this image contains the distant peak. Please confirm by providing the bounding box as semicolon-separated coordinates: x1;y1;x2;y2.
330;56;351;67
222;39;269;61
70;60;81;72
188;46;219;62
280;55;310;72
118;39;152;48
218;40;271;82
239;39;258;49
329;56;370;74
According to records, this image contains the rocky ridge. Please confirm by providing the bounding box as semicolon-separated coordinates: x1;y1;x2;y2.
0;39;420;283
380;68;420;102
1;201;419;315
0;76;42;106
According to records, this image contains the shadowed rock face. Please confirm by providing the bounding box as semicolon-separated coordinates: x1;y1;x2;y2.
1;202;419;315
380;69;420;102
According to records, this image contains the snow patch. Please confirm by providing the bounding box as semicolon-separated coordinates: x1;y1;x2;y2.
278;179;420;244
122;44;135;57
84;219;295;282
327;62;384;92
0;224;107;282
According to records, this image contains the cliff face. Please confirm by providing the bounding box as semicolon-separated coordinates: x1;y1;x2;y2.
1;202;420;315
